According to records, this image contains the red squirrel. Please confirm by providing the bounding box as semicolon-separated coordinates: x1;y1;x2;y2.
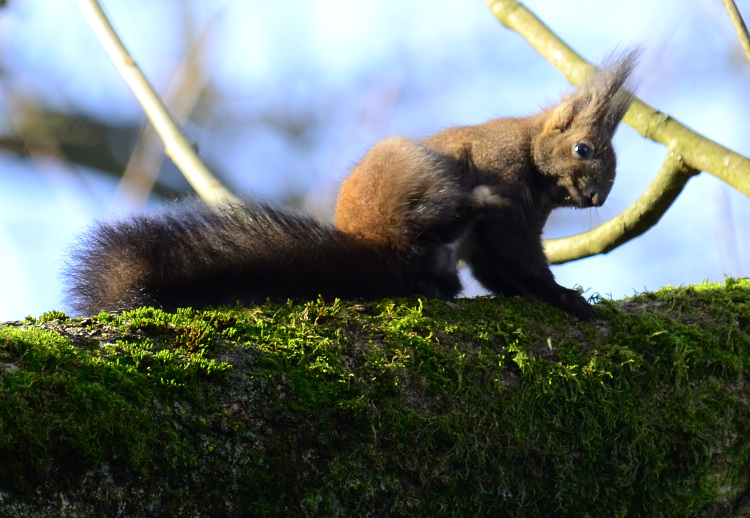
66;51;637;319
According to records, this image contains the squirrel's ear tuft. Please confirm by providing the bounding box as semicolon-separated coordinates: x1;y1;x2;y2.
546;94;587;133
583;47;640;132
548;98;577;132
544;48;639;135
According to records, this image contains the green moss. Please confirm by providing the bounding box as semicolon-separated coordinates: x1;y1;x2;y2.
0;280;749;516
37;310;69;323
0;326;156;492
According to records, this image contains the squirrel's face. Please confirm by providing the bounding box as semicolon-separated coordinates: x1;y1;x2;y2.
531;82;626;210
530;53;637;209
533;127;617;209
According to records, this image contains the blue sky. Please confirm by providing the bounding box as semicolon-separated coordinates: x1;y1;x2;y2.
0;0;748;320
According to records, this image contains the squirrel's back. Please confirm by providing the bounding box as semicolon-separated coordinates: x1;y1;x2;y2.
335;136;505;248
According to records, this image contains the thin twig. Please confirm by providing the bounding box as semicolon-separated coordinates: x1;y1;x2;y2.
112;14;216;210
74;0;237;206
723;0;750;63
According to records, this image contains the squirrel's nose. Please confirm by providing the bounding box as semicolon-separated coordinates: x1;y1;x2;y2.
589;192;606;207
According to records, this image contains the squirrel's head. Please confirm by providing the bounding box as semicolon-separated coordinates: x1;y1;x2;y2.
532;50;638;209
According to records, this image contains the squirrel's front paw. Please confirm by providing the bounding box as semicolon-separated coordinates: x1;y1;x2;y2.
557;289;599;321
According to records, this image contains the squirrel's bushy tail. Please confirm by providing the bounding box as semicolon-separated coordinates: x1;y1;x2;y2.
65;200;421;315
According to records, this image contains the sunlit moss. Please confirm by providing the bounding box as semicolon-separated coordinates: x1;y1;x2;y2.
0;279;748;516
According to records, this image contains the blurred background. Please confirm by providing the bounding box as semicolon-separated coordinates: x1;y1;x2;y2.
0;0;748;320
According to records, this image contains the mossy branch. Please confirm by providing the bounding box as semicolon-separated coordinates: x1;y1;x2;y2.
483;0;750;263
74;0;237;206
3;282;750;515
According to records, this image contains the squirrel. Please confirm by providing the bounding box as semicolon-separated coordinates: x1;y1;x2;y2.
337;51;638;319
66;182;507;316
65;50;637;319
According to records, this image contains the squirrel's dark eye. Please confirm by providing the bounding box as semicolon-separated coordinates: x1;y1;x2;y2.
573;142;593;159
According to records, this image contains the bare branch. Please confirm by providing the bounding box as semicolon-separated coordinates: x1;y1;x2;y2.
74;0;237;206
723;0;750;63
113;15;215;210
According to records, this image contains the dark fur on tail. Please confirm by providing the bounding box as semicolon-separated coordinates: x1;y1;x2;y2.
65;200;430;315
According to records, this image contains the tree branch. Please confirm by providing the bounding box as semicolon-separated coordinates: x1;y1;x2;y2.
113;14;216;210
723;0;750;63
623;100;750;198
74;0;237;206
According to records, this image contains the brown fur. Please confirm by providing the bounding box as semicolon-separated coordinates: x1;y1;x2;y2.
335;50;638;319
335;136;511;250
